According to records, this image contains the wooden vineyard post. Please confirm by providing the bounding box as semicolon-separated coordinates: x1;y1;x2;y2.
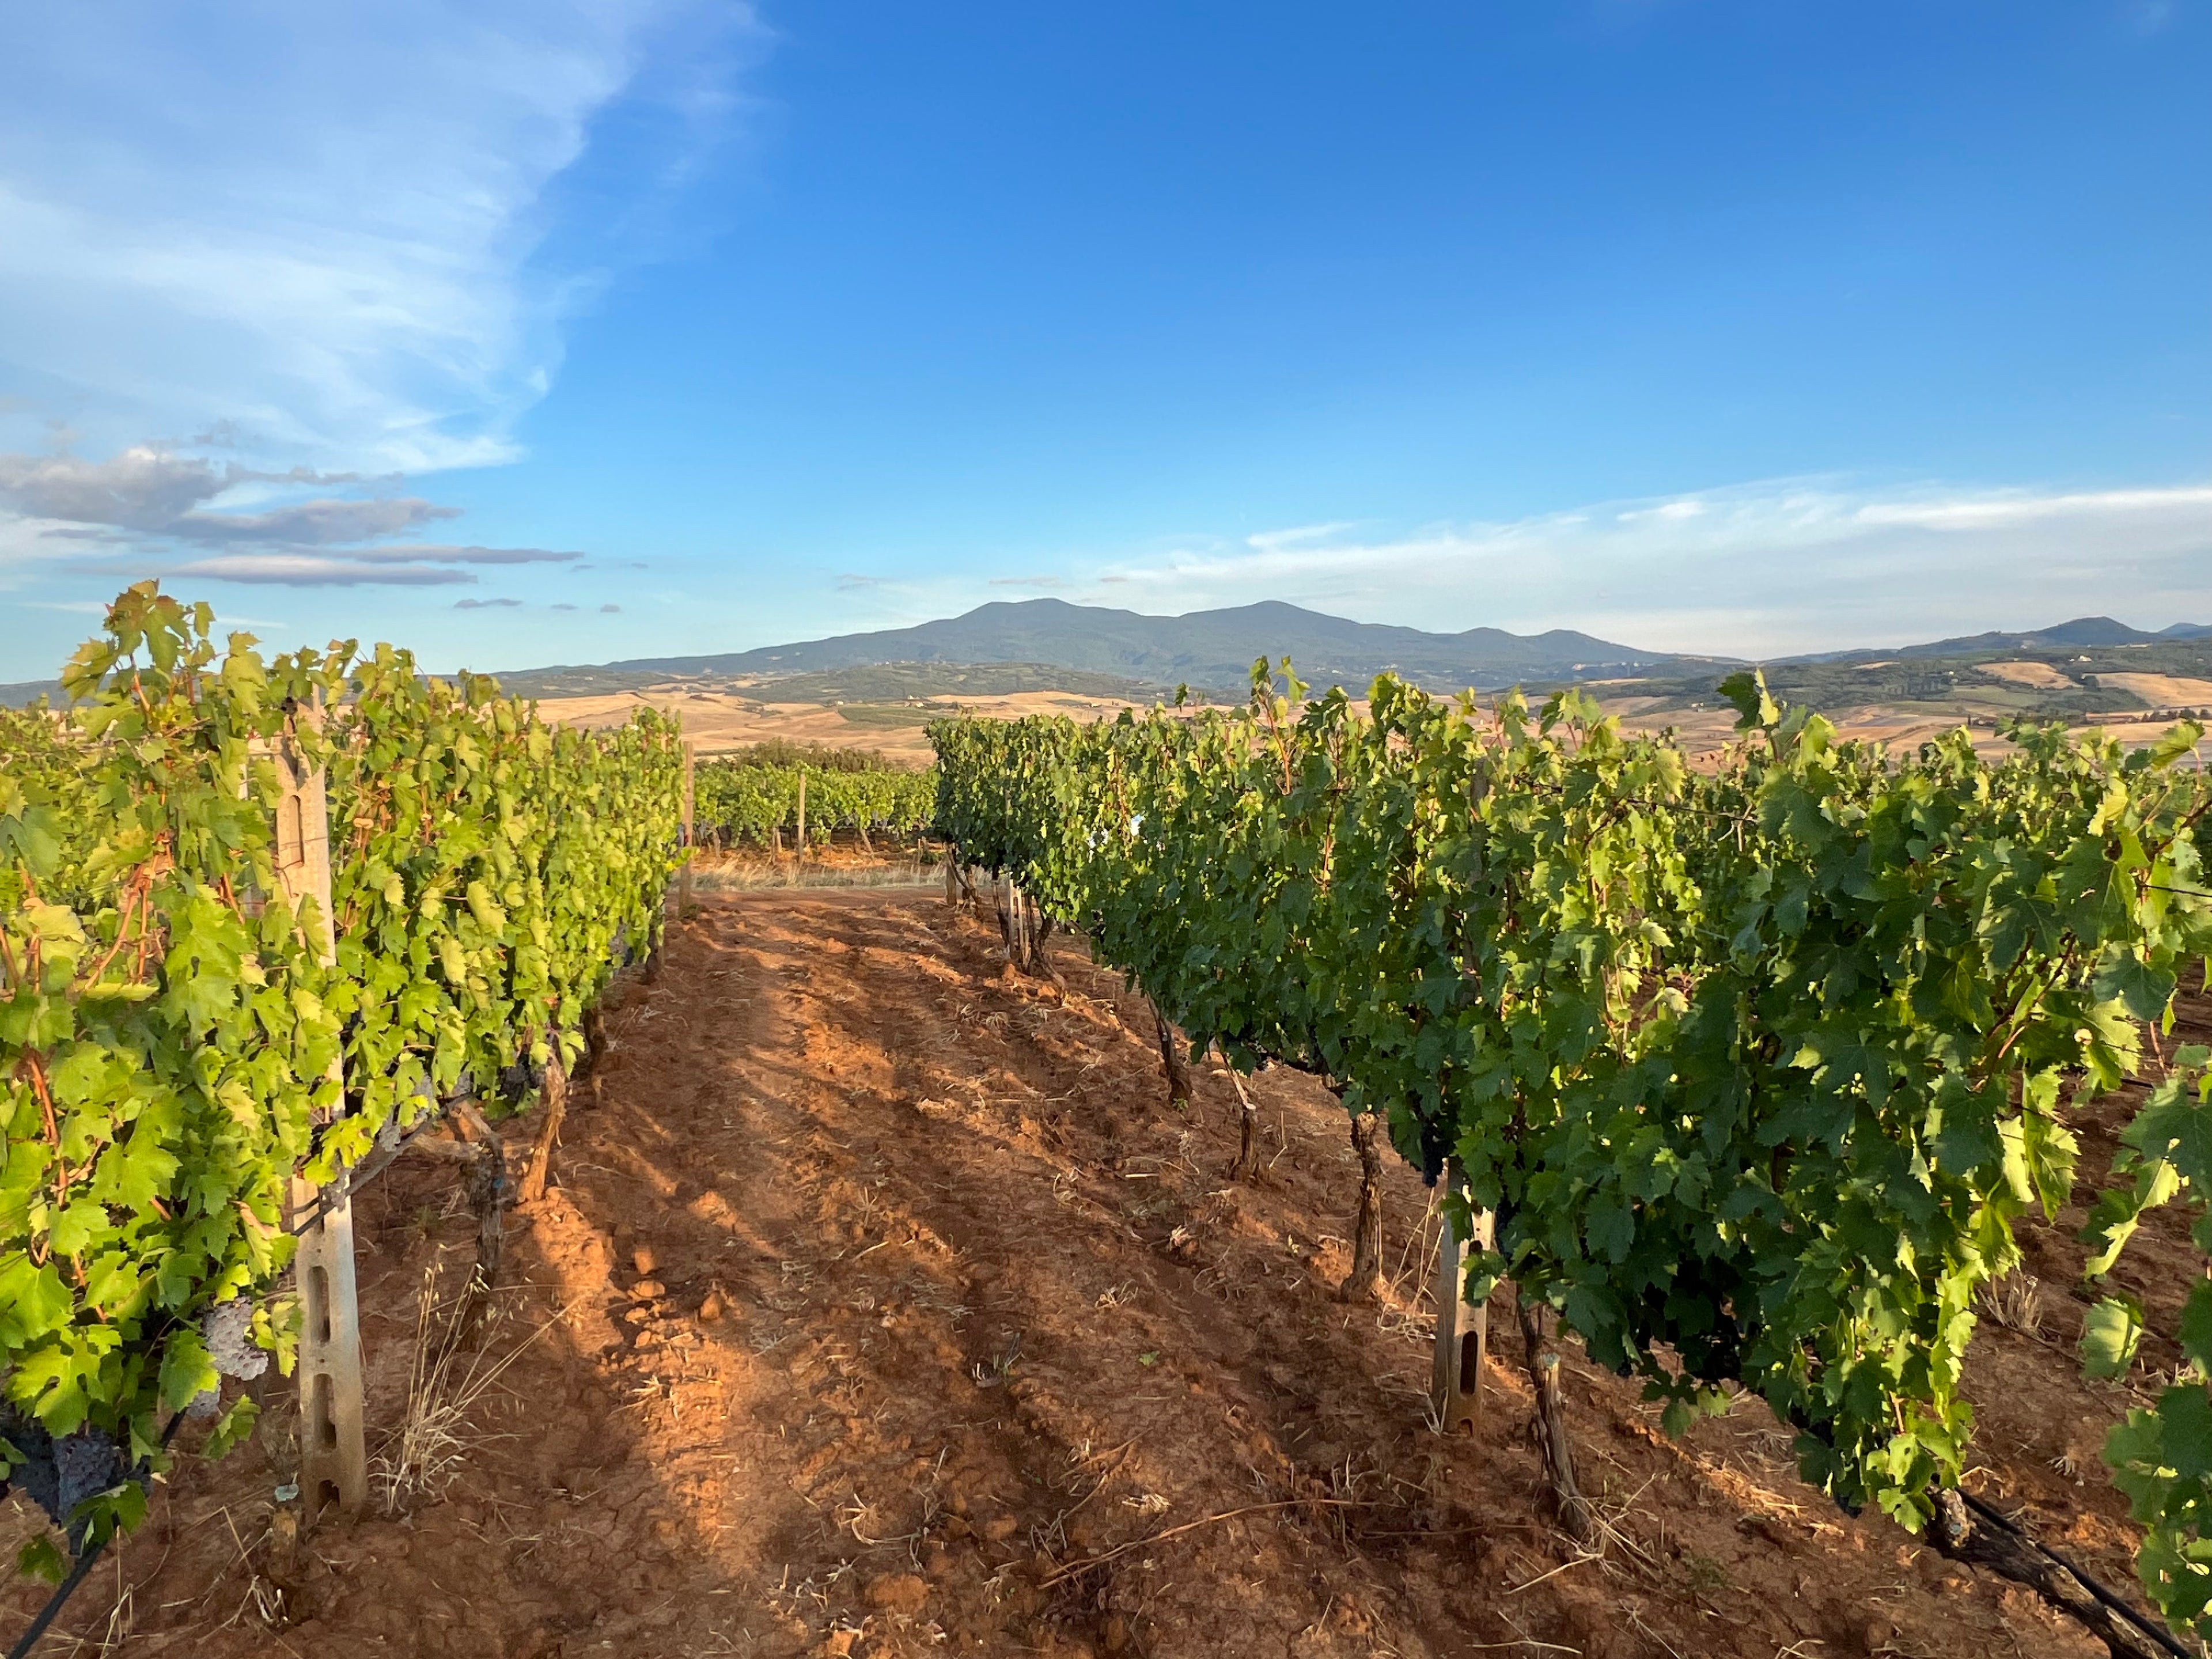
1431;1160;1492;1435
678;738;695;915
272;713;369;1521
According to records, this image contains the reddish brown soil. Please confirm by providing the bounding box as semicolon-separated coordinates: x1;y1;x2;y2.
5;892;2201;1658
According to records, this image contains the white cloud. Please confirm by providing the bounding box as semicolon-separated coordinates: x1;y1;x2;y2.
0;1;762;474
1064;478;2212;656
0;448;231;531
1245;522;1360;551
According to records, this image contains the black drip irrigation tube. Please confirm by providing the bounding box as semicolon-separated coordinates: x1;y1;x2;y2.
4;1102;461;1657
1957;1490;2199;1659
6;1413;188;1659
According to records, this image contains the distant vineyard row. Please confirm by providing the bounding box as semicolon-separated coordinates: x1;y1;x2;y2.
0;585;684;1568
931;664;2212;1634
692;759;936;850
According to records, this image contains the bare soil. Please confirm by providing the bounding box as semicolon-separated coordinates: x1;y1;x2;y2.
5;891;2203;1658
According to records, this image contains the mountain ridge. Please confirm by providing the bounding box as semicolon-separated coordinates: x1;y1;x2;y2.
499;597;1680;698
1781;614;2212;664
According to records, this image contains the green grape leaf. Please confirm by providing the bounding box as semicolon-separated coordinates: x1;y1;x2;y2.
2082;1295;2146;1381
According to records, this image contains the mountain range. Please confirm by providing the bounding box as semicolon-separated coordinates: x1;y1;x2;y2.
499;598;1685;699
5;601;2210;708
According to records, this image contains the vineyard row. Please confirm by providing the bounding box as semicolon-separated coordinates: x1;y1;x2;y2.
0;585;686;1580
690;759;936;852
929;661;2212;1642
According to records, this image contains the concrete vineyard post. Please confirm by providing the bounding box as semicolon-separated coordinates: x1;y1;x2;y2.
679;738;695;914
272;710;369;1520
796;770;808;858
1430;1161;1491;1435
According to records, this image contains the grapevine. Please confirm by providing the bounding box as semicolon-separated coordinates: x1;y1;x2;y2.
930;661;2212;1624
0;584;684;1569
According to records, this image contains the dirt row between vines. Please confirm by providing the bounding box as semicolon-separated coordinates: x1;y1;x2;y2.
6;887;2192;1658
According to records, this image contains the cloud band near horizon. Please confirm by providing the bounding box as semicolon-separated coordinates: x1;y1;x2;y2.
1031;477;2212;657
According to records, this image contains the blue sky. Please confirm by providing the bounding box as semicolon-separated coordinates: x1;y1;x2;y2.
1;1;2206;681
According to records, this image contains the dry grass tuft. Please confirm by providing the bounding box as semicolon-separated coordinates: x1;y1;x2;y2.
1976;1272;2045;1338
369;1251;571;1514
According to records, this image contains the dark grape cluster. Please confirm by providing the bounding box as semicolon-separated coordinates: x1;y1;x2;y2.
201;1299;268;1380
0;1411;127;1546
1;1412;57;1524
55;1430;122;1524
496;1050;547;1104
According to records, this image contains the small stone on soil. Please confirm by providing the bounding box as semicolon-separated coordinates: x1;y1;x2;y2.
865;1573;928;1613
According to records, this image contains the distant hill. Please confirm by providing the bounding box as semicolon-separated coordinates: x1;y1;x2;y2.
0;677;61;707
1624;614;2212;721
1783;615;2212;664
499;598;1679;700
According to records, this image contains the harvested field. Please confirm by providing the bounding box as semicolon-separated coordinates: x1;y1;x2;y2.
1978;661;2079;691
5;889;2202;1658
2089;672;2212;709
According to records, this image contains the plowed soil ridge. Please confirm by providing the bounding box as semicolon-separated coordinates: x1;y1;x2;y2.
5;889;2194;1658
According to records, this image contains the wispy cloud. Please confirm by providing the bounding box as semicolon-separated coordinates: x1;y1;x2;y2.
1075;478;2212;656
175;498;459;544
0;2;765;475
454;597;525;609
313;544;581;567
172;555;476;588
